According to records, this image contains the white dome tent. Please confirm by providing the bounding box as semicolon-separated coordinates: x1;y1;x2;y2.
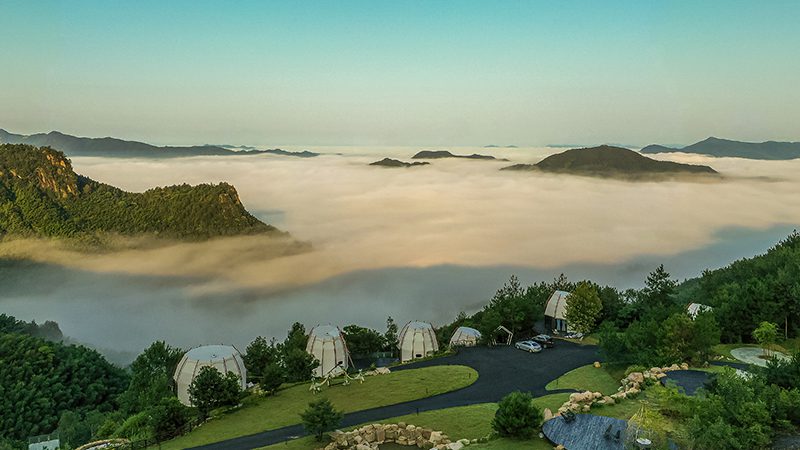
306;324;351;377
449;326;482;347
173;345;247;406
398;321;439;362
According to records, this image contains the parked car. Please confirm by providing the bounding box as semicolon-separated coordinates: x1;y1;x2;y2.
531;334;555;348
563;331;584;340
514;340;542;353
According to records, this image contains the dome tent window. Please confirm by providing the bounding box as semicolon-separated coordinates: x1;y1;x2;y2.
306;324;352;377
172;345;247;406
398;321;439;362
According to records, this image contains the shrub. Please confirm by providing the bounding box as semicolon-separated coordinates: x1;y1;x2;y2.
625;365;648;377
300;398;343;441
148;397;192;440
491;391;542;439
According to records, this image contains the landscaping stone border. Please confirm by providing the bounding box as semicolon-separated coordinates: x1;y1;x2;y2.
319;423;474;450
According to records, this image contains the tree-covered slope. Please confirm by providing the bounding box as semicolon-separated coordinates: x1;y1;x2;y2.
502;145;717;178
0;144;277;240
678;231;800;342
0;314;129;444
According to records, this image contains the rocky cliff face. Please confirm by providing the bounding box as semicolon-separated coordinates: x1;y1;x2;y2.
0;145;79;198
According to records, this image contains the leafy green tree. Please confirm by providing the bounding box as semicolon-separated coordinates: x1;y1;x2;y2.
564;282;603;334
148;397;191;440
58;411;92;449
342;325;385;356
688;369;772;449
491;391;541;439
283;347;319;382
753;321;778;358
119;341;183;414
243;336;279;382
260;363;285;395
300;398;343;441
187;366;241;419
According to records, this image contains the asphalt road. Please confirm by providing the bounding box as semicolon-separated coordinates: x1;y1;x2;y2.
189;341;600;450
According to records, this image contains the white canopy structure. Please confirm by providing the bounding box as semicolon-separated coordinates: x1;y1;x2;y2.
398;321;439;362
687;303;713;319
449;326;482;347
306;324;350;377
173;345;247;406
545;290;572;332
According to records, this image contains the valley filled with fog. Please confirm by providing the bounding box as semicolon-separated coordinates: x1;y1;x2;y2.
2;146;800;359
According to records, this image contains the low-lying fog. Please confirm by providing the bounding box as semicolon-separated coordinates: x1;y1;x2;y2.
2;146;800;361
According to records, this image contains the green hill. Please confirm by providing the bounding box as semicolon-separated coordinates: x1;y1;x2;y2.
641;137;800;160
502;145;717;178
0;144;277;240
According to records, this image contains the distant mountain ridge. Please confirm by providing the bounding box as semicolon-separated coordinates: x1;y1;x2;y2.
502;145;718;178
0;143;279;240
0;129;318;158
369;158;430;168
641;137;800;160
411;150;507;161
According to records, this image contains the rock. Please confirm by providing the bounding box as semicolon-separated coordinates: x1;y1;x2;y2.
594;361;601;368
602;396;615;405
555;445;566;450
543;408;553;421
446;443;464;450
430;431;443;444
458;438;470;446
376;367;391;375
680;362;689;370
656;372;667;379
669;364;680;371
592;391;603;399
627;372;645;384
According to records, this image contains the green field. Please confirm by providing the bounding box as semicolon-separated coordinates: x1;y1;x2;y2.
545;364;620;395
159;365;477;450
256;394;569;450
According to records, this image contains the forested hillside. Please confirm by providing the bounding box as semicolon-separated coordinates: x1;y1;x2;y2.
0;315;129;448
0;144;277;240
679;231;800;342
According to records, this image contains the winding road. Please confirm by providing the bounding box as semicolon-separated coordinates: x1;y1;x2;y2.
189;342;600;450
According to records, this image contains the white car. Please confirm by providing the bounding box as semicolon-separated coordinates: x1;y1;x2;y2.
514;340;542;353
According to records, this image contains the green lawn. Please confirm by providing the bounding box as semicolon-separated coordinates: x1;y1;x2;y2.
159;365;477;450
256;394;569;450
545;364;620;395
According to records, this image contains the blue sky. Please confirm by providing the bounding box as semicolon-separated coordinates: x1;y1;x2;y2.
1;1;798;146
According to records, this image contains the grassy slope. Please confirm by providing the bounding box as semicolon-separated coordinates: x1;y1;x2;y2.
255;365;687;450
160;365;477;450
545;364;620;395
256;394;569;450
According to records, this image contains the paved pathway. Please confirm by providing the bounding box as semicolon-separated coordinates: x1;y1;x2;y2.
189;342;600;450
730;347;790;367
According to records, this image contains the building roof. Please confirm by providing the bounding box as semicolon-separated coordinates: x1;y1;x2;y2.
544;290;571;320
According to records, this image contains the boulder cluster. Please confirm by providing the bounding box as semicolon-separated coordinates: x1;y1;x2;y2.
555;363;689;415
319;423;474;450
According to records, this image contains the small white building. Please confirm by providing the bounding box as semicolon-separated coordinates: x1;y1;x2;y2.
306;324;350;377
449;326;482;347
173;345;247;406
687;303;713;319
544;290;572;332
398;321;439;362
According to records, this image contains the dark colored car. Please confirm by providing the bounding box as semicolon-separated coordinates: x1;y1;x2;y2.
531;334;555;348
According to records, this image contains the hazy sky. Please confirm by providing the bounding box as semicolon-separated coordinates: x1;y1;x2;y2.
2;1;799;146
